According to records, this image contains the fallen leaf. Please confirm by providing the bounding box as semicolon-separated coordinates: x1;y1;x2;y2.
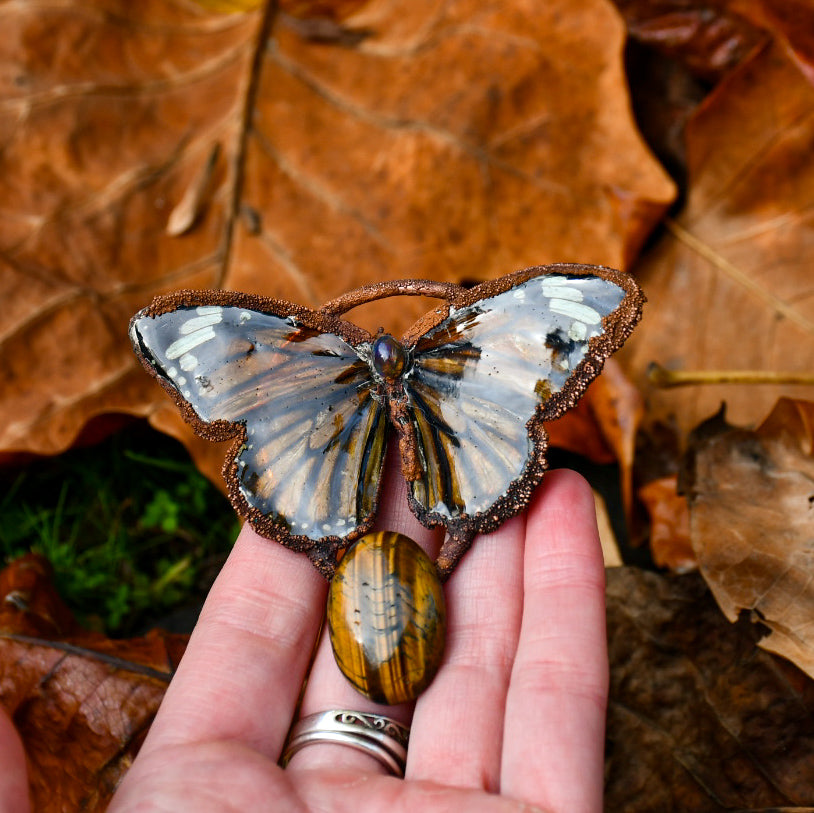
637;474;694;571
684;399;814;679
624;40;709;192
756;395;814;454
231;0;673;314
0;553;80;638
544;359;645;529
620;38;814;437
588;357;645;516
615;0;766;81
596;490;623;567
0;0;674;475
0;555;186;812
731;0;814;81
614;0;767;194
0;2;261;459
546;394;616;466
606;566;814;811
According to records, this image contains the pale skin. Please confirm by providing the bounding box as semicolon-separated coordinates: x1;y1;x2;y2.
0;460;608;812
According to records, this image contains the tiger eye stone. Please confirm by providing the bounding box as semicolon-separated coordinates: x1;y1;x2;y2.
371;334;406;380
328;531;446;705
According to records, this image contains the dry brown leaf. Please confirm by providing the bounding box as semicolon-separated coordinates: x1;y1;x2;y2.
684;398;814;679
731;0;814;78
605;566;814;811
587;357;645;515
0;0;674;477
596;490;623;567
0;555;186;812
637;474;694;571
545;359;645;528
546;394;616;465
757;395;814;453
0;2;261;460
231;0;673;311
615;0;766;81
0;553;80;638
614;0;767;189
620;38;814;437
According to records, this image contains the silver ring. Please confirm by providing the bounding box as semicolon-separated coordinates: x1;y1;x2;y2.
281;710;410;777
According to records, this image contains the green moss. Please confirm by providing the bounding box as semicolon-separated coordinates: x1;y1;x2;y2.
0;422;239;636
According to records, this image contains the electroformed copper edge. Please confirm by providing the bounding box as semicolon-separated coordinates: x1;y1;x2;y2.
130;265;644;581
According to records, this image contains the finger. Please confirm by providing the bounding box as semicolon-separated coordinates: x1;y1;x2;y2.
288;766;546;813
501;469;608;813
113;739;537;813
139;521;327;760
0;707;30;813
406;512;525;790
286;447;443;775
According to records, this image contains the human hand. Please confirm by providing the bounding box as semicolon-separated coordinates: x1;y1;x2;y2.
2;459;608;812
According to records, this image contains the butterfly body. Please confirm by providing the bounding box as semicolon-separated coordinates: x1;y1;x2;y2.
130;264;644;579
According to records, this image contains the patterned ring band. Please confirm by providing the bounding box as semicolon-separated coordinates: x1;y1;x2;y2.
280;710;410;778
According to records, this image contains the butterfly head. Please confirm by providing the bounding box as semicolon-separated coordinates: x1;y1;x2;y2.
371;333;408;381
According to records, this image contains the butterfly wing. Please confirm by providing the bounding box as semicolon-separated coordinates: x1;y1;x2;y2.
130;294;387;575
402;265;642;561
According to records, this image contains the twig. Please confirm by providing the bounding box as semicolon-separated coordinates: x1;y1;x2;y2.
649;362;814;388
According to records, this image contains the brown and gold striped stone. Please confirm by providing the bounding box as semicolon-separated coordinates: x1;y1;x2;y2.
328;531;446;705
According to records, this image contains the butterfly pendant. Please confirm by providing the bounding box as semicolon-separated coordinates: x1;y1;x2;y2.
130;264;644;580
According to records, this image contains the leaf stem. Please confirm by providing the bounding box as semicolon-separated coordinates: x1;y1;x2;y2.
648;362;814;388
152;556;193;596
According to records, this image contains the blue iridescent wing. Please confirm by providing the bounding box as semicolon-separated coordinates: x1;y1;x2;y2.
402;266;641;561
130;296;387;575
